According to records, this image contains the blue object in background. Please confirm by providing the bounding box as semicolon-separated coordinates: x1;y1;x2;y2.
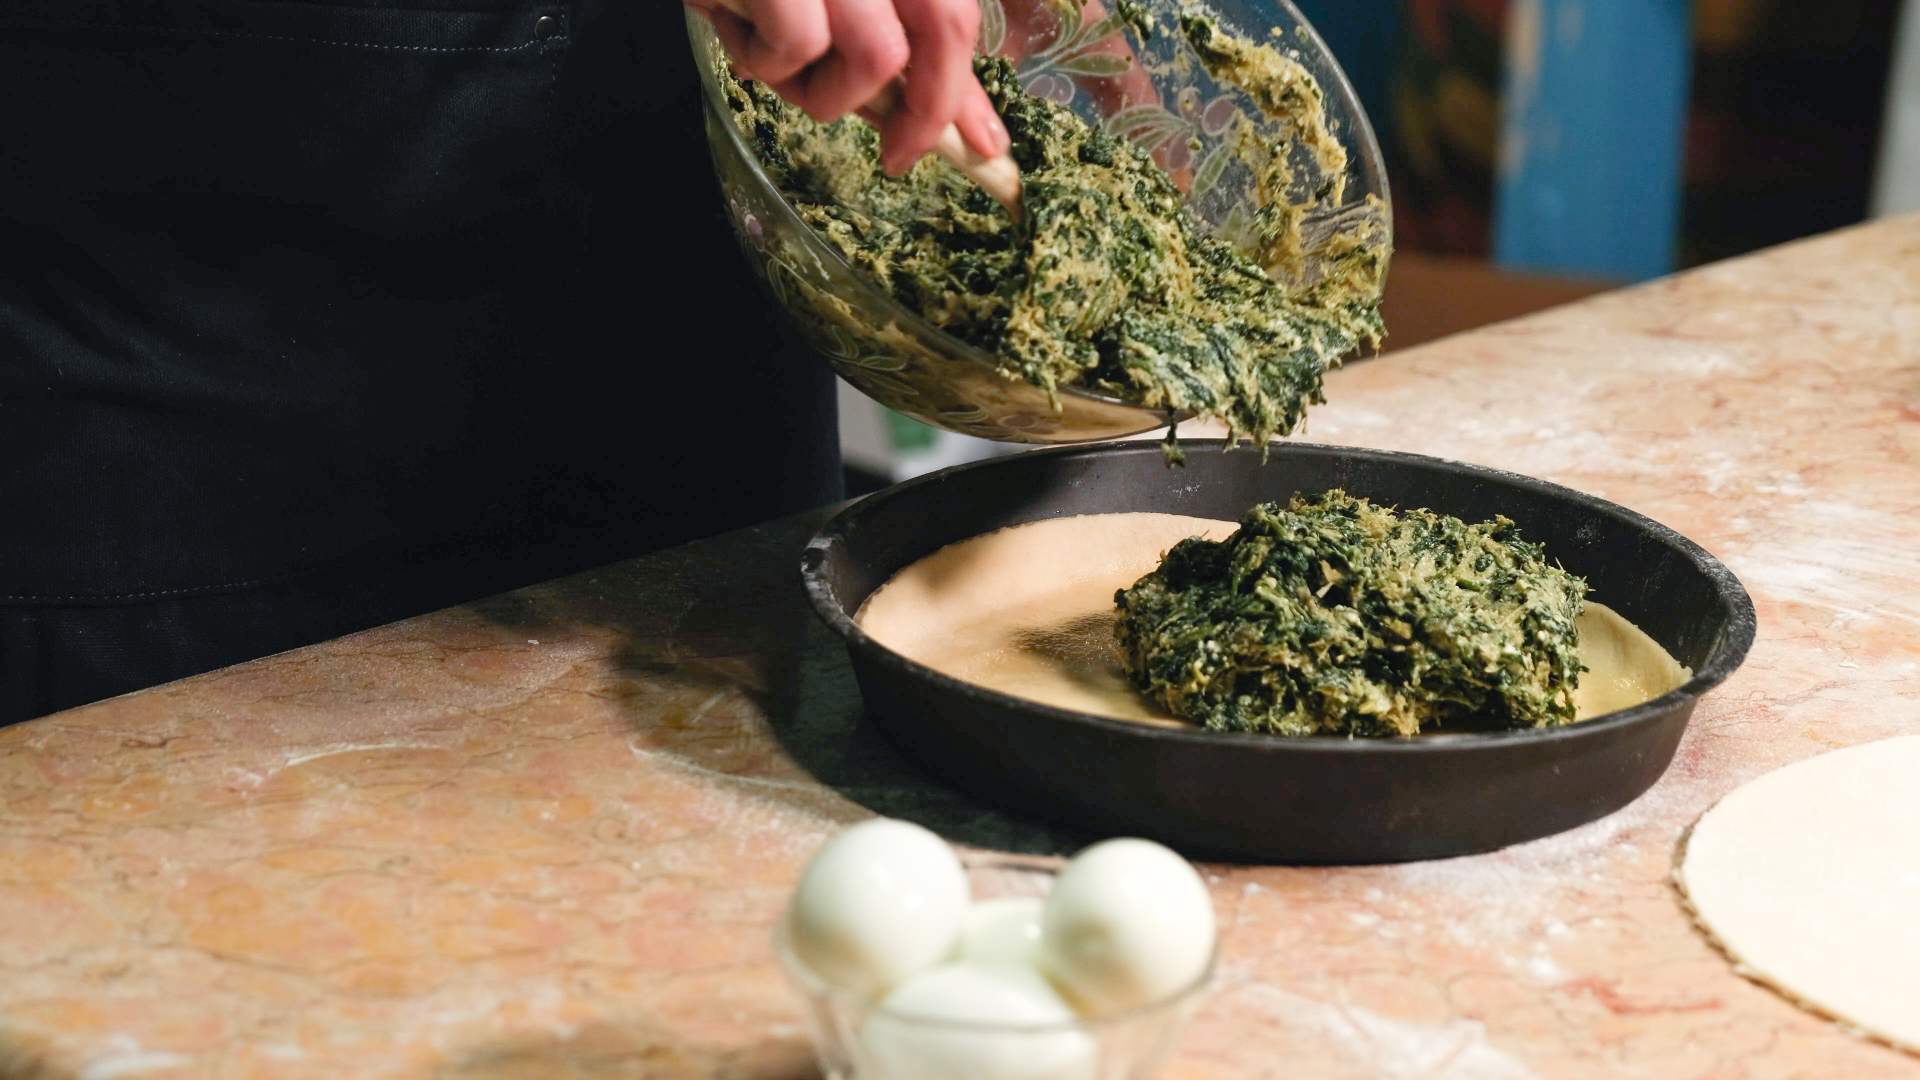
1290;0;1399;157
1493;0;1693;281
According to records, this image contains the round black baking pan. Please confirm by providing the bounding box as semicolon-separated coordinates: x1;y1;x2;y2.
801;441;1755;864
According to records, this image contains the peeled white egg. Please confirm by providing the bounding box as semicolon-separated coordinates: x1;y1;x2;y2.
857;962;1096;1080
785;818;968;998
952;897;1045;967
1040;838;1216;1015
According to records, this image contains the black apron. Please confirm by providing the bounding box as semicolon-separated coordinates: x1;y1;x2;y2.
0;0;841;722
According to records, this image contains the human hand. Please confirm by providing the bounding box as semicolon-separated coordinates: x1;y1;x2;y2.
689;0;1011;175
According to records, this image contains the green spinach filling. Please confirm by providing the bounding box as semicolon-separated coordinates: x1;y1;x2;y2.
718;17;1385;449
1114;491;1587;736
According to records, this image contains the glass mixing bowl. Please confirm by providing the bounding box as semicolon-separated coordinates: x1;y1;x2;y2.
689;0;1390;443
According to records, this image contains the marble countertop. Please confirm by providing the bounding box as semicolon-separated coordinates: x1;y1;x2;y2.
3;218;1918;1078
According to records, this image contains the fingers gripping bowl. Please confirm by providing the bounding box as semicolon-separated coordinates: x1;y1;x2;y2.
688;0;1391;443
801;443;1757;863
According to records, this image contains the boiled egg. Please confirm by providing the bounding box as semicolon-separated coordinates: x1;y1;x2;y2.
1040;838;1215;1014
952;896;1045;967
784;818;968;998
857;961;1096;1080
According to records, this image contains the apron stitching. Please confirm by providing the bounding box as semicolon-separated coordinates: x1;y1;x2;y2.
544;7;567;110
2;580;288;603
0;21;562;53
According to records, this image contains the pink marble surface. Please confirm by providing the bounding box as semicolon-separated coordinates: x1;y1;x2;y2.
3;218;1918;1078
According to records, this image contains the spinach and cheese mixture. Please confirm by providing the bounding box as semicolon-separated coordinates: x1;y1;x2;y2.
717;9;1386;449
1113;491;1587;737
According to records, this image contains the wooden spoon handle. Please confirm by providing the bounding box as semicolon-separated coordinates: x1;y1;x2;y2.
704;0;1022;216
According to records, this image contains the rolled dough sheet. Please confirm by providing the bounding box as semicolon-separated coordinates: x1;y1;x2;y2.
1677;737;1920;1053
856;513;1689;728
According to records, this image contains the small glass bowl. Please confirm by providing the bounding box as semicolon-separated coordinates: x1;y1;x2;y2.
774;853;1215;1080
